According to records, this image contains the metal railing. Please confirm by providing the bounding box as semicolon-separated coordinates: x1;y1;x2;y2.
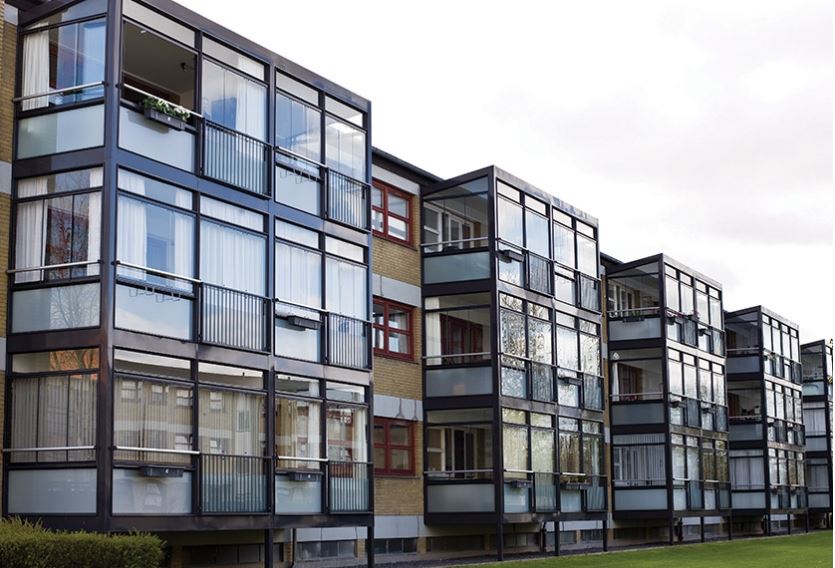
421;236;489;253
327;170;368;229
328;461;371;512
327;313;369;369
14;80;105;108
201;454;268;513
607;306;661;319
203;120;269;196
202;283;269;352
424;468;493;481
4;445;96;463
9;259;101;283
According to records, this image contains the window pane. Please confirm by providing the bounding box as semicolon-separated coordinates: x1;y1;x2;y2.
553;223;575;267
557;327;579;370
276;242;321;306
113;377;192;464
497;197;523;246
525;210;549;257
576;234;597;276
21;19;106;110
199;388;265;456
202;59;266;139
275;167;320;215
327;405;367;462
275;398;322;470
201;221;265;294
12;283;100;332
325;116;366;180
17;105;105;158
276;92;321;162
325;258;366;319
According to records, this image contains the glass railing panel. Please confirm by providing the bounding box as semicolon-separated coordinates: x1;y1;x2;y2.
18;104;104;159
119;106;194;171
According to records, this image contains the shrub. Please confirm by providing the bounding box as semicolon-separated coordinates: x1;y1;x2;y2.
0;518;163;568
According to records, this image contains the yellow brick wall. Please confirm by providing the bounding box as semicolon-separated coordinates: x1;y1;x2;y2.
371;186;421;288
1;13;16;163
373;312;422;401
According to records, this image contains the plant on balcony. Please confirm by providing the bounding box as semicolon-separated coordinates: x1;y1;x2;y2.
142;96;190;130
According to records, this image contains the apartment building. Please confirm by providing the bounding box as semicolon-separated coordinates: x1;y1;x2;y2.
800;339;832;529
2;0;374;566
418;167;606;559
0;1;830;567
602;255;731;545
725;307;807;536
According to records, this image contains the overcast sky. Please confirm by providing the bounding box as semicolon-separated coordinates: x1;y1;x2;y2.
179;0;833;341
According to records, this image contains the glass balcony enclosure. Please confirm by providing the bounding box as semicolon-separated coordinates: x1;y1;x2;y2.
421;167;605;522
7;0;374;530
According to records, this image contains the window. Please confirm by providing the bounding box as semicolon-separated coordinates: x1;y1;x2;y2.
14;168;103;283
325;109;366;180
20;9;106;110
373;298;413;360
372;180;412;244
374;419;415;476
202;58;266;140
200;217;265;295
276;379;322;470
612;434;666;486
9;349;99;464
326;403;368;462
276;86;321;163
198;388;265;457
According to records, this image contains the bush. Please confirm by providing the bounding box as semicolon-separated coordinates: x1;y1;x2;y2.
0;518;163;568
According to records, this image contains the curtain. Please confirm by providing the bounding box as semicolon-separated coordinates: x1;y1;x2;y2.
325;257;366;320
805;408;826;435
10;377;39;462
116;195;148;278
614;445;665;483
276;242;321;306
200;221;265;294
21;30;50;110
352;407;367;463
67;374;97;461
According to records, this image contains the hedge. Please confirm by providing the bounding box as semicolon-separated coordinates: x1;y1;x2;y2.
0;518;163;568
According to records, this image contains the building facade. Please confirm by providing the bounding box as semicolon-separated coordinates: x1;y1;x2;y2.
603;254;732;545
0;1;831;567
725;306;807;536
3;0;374;565
800;339;833;528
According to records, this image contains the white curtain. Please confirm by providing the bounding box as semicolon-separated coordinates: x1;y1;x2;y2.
86;192;101;277
21;30;50;111
325;257;366;320
116;195;148;275
352;407;367;463
200;221;264;294
15;176;49;282
276;243;320;306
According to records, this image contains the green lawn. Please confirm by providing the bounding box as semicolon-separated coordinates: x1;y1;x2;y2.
462;531;832;568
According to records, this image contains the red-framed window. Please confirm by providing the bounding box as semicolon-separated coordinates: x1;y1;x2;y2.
373;418;415;476
373;298;413;360
372;180;412;245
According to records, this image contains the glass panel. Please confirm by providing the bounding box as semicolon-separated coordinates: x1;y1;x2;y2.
202;59;266;139
325;116;366;180
20;18;105;110
118;106;195;171
497;197;523;246
276;242;321;306
612;359;663;399
25;0;106;29
113;469;191;514
12;283;99;332
18;105;104;158
114;349;190;380
115;283;192;339
425;308;490;364
276;91;321;162
576;234;597;276
200;220;265;294
123;0;194;46
325;257;366;319
113;377;193;465
276;398;321;469
327;405;367;462
553;223;575;267
198;362;263;390
525;210;549;257
203;37;264;79
199;388;265;456
8;469;96;514
425;366;492;397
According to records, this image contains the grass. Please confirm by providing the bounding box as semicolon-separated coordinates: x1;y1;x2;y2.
461;530;832;568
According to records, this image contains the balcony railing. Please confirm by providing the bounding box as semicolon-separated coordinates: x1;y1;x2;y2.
203;120;269;196
202;454;268;514
584;475;608;511
328;170;368;229
327;313;369;369
202;283;269;352
328;461;371;512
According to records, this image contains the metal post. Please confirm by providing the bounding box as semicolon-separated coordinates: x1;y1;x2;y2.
264;528;274;568
496;518;504;561
554;521;560;557
602;518;608;552
367;524;375;568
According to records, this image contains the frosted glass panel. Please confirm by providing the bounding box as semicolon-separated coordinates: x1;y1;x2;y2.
8;469;96;513
115;284;193;339
424;252;489;283
119;107;195;171
609;318;661;341
17;105;104;158
561;490;581;512
112;469;191;514
275;475;322;513
674;488;687;510
611;403;664;425
727;356;759;374
809;493;830;508
729;423;763;441
614;488;666;510
427;484;494;512
732;491;766;509
12;284;99;332
425;366;492;397
503;484;530;513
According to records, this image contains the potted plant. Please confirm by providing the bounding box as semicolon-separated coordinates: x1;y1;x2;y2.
142;96;190;130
